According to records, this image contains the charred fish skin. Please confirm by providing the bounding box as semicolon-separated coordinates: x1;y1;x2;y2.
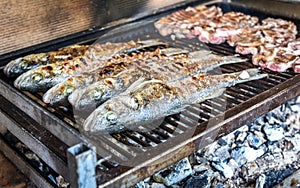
13;40;167;92
4;45;90;77
68;51;246;112
83;68;267;133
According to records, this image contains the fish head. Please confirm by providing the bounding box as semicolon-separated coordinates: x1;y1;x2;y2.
14;64;65;92
83;96;136;133
4;53;48;77
69;81;115;114
43;81;75;106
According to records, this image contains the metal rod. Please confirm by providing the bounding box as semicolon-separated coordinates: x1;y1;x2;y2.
67;143;97;188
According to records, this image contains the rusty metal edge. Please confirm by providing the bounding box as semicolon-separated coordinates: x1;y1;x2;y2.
99;74;300;187
0;100;70;181
0;78;85;146
0;136;54;188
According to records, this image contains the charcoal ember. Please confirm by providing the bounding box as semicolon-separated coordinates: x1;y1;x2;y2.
250;123;263;132
267;142;282;154
153;157;193;186
213;145;231;162
149;182;166;188
231;146;266;167
253;116;265;126
193;163;210;173
212;159;238;179
290;104;300;113
242;161;261;180
255;174;266;188
286;114;300;131
212;162;235;179
246;133;265;149
235;131;248;145
282;151;298;165
265;112;283;125
183;175;210;188
261;167;296;188
263;124;285;141
217;138;227;146
289;134;300;152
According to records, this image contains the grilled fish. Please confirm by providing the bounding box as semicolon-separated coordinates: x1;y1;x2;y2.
4;45;90;77
14;39;168;92
44;49;246;107
83;68;267;133
42;48;190;105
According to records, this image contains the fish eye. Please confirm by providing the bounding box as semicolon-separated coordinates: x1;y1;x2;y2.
106;111;118;124
20;61;28;69
65;85;74;94
91;89;103;101
130;97;139;110
31;73;43;82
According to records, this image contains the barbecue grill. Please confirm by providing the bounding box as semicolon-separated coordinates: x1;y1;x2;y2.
1;0;300;187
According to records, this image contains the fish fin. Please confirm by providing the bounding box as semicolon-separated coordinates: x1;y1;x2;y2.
121;78;163;95
121;77;146;95
160;48;189;56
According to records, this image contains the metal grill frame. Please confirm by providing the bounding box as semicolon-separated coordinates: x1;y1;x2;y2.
0;1;300;187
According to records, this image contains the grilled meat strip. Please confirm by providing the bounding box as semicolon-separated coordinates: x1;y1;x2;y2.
83;68;267;133
13;39;168;92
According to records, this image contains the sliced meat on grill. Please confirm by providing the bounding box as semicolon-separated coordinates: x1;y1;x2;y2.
154;6;222;39
252;46;299;72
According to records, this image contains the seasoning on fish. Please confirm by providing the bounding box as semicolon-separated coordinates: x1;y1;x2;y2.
44;49;246;107
13;39;168;92
4;44;90;77
83;68;267;133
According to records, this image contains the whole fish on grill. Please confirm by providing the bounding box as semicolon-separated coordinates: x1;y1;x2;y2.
43;49;246;107
43;48;190;105
4;44;90;77
83;68;267;133
13;39;168;92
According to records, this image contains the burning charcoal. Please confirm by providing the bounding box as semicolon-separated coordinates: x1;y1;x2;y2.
253;116;265;126
246;133;265;149
153;157;193;186
290;104;300;113
193;163;210;173
242;161;260;179
266;113;282;125
262;167;296;188
217;138;227;146
235;131;248;145
213;145;231;162
149;182;166;188
282;151;298;165
263;124;284;141
135;181;150;188
212;160;236;179
249;124;263;132
231;146;266;167
255;174;266;188
289;134;300;152
183;175;210;188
